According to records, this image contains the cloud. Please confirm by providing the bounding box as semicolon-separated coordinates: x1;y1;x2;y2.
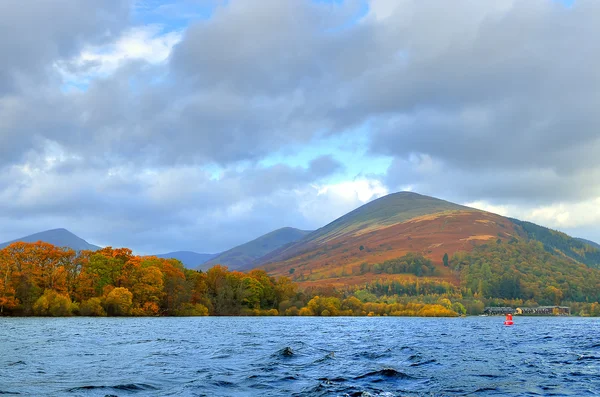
56;25;183;88
466;197;600;243
366;1;600;206
2;0;600;252
0;0;131;94
0;152;348;253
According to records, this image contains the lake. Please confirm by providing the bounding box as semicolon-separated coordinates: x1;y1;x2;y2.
1;316;599;396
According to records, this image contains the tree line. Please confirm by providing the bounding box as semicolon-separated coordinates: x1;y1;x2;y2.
2;240;599;317
0;242;458;317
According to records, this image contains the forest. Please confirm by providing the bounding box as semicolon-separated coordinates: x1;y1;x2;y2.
0;242;456;317
1;240;599;317
451;239;600;305
511;218;600;267
358;252;436;277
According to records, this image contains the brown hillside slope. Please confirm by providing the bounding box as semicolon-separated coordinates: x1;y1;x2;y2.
260;207;521;286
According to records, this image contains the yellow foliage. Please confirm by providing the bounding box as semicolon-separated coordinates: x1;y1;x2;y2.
104;287;133;316
80;297;106;316
33;290;73;316
299;307;313;316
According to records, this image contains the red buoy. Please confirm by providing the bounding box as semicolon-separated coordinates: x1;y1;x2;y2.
504;313;514;326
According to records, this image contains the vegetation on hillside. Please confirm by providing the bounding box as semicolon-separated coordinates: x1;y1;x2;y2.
358;253;436;277
511;218;600;268
451;239;600;305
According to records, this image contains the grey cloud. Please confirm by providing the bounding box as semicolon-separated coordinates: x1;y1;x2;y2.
363;0;600;203
2;0;600;251
385;157;600;206
0;156;342;253
0;0;131;93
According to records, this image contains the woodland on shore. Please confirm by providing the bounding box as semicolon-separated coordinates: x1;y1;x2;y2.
1;240;599;317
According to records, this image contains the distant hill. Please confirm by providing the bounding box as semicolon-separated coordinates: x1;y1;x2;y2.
155;251;217;268
199;227;312;271
0;228;100;251
510;219;600;268
576;237;600;250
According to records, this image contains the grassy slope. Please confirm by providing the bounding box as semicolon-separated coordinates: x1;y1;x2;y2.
199;227;312;271
301;191;469;244
257;192;470;266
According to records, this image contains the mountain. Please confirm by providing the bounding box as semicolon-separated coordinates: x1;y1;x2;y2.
155;251;218;268
256;192;519;280
0;228;100;251
255;191;600;288
298;191;470;245
198;227;313;271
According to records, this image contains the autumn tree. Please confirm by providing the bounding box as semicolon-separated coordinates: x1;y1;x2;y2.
104;287;133;316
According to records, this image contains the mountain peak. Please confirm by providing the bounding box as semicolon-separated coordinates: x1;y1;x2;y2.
0;228;100;251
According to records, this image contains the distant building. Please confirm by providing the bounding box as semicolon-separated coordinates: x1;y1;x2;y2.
483;307;514;315
483;306;570;316
515;306;570;316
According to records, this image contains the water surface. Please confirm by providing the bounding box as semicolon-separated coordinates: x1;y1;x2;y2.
1;316;599;396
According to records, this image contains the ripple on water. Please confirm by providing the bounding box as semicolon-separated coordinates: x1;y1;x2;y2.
1;316;599;396
67;383;158;392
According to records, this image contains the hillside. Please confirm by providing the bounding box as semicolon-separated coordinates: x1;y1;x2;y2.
576;238;600;250
257;192;522;284
510;219;600;268
154;251;217;269
258;192;470;266
198;227;312;271
255;192;598;284
0;228;100;251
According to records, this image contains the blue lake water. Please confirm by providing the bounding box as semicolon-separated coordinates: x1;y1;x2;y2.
1;316;599;396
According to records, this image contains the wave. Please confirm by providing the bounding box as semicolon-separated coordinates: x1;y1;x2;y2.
410;359;437;367
355;368;415;381
313;351;336;364
7;361;26;366
68;383;158;392
577;355;600;361
279;346;294;357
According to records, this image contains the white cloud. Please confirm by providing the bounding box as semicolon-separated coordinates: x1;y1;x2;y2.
55;25;182;88
316;179;389;203
465;197;600;231
296;178;389;226
464;201;511;217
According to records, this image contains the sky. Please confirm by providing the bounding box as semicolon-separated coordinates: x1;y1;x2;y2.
1;0;600;254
